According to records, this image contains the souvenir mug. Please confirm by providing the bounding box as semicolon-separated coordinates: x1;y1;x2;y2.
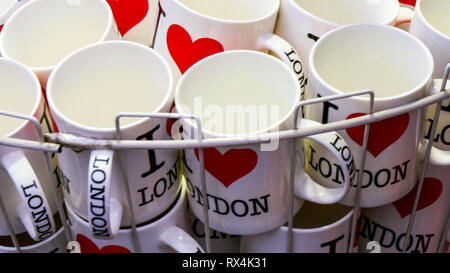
409;0;450;78
0;58;59;241
274;0;414;78
66;185;204;253
47;41;179;239
106;0;159;46
241;201;357;253
153;0;306;93
304;24;437;207
175;50;352;235
0;0;121;88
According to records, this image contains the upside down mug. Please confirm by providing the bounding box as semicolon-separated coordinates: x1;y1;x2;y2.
153;0;306;93
47;41;179;239
304;24;436;207
175;50;352;235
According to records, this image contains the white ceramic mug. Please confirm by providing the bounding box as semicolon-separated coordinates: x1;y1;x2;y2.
359;149;450;253
153;0;306;93
0;0;31;31
241;201;356;253
274;0;414;78
0;0;121;89
409;0;450;78
47;41;179;239
106;0;159;46
175;50;352;235
66;184;204;253
186;204;241;253
0;58;59;241
304;24;438;207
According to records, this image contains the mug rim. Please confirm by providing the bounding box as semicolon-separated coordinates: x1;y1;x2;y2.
0;227;65;252
280;204;354;234
0;0;116;72
309;23;435;104
170;0;280;24
46;40;174;135
0;57;42;138
287;0;400;26
174;49;301;139
415;0;450;42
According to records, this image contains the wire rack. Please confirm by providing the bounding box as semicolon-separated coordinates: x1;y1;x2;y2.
1;65;449;254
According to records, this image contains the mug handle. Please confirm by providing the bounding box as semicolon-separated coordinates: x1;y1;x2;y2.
257;33;307;99
158;225;204;253
395;6;414;26
0;150;56;241
87;149;123;239
293;119;352;204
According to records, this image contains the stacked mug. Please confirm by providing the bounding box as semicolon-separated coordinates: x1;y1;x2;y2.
0;0;449;254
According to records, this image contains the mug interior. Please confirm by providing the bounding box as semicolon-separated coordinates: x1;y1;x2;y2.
0;59;40;137
175;50;299;137
293;0;398;25
177;0;278;21
311;24;433;99
48;41;172;130
285;201;352;229
420;0;450;37
0;0;111;69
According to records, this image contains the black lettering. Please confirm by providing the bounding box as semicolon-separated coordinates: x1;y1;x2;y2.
91;169;106;184
318;158;332;178
411;234;434;253
391;160;410;185
249;194;270;216
153;178;167;198
374;168;391;188
137;187;154;207
27;195;43;209
320;234;345;253
21;181;38;198
137;124;165;178
318;94;339;124
231;200;248;217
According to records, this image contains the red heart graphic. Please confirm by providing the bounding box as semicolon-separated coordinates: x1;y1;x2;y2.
346;113;409;157
392;178;443;219
76;234;131;253
194;148;258;188
106;0;149;36
399;0;416;6
0;25;3;32
166;24;224;74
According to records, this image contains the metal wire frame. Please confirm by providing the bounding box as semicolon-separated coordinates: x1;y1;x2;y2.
0;110;72;253
0;65;449;253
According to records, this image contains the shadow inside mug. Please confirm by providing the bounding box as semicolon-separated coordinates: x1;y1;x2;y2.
284;201;352;229
0;212;63;247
